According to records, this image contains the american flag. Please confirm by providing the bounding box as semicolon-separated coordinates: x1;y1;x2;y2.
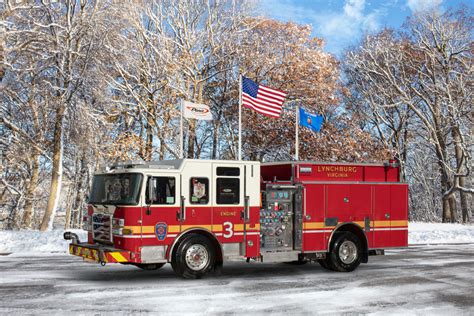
242;76;287;118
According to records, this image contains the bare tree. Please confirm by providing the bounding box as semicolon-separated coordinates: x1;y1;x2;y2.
346;8;473;222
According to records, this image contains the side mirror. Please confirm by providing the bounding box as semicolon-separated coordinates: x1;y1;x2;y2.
147;178;156;205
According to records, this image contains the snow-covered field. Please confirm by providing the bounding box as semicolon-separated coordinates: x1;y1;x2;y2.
0;222;473;254
408;222;474;244
0;229;87;254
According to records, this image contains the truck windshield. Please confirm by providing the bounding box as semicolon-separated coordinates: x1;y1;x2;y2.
89;173;143;205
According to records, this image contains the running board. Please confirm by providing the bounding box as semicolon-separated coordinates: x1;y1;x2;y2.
368;249;385;256
260;251;300;263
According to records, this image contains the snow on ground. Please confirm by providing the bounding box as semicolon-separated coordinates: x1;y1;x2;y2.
0;222;473;254
0;229;87;254
1;244;473;314
408;222;474;245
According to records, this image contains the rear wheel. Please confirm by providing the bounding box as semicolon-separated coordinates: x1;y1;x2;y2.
171;234;215;279
326;232;361;272
134;263;165;270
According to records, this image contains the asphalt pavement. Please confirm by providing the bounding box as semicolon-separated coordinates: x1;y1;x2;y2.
0;244;473;315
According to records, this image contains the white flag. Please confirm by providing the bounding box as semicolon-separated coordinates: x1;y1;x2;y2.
182;101;213;120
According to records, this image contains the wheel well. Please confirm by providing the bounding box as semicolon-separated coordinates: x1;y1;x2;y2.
169;229;223;265
328;223;369;263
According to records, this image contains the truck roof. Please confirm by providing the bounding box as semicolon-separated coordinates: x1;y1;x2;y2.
102;159;260;174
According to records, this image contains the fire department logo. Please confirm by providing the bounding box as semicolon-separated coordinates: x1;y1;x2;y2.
193;181;205;199
155;222;167;241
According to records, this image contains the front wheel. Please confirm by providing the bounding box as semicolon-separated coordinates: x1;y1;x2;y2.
171;234;215;279
326;232;361;272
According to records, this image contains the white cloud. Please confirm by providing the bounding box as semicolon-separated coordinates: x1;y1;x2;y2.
406;0;443;12
258;0;386;55
313;0;382;53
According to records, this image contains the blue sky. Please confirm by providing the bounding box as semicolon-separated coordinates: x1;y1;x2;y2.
258;0;468;55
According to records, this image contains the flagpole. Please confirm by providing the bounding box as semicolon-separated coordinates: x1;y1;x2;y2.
238;74;242;161
295;104;299;161
180;99;184;159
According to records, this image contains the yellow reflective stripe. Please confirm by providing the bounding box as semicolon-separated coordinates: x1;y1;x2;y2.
303;222;326;229
390;220;408;227
212;224;223;231
181;224;213;231
130;220;407;235
126;224;261;234
302;220;408;230
123;226;142;234
373;220;408;227
109;252;127;262
168;226;180;233
234;224;244;231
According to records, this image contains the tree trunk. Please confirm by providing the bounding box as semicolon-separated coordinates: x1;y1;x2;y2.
187;118;196;158
22;150;40;229
211;120;220;159
441;196;451;223
145;100;154;161
448;196;457;223
40;106;65;231
74;152;89;228
451;127;470;223
145;122;153;161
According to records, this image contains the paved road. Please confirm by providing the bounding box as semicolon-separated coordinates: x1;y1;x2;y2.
1;244;473;315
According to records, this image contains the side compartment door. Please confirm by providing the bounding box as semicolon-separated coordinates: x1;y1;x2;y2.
301;184;326;251
372;184;391;248
389;184;408;247
348;184;372;246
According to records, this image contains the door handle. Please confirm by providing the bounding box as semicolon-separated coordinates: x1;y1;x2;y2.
146;206;151;215
179;196;186;221
385;213;390;219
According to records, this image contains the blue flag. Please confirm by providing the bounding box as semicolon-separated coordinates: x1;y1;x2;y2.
299;107;323;132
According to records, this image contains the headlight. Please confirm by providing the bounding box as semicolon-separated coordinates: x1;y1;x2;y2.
113;218;130;235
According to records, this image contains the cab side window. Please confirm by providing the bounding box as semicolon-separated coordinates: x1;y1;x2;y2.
146;177;176;205
216;167;240;205
190;177;209;204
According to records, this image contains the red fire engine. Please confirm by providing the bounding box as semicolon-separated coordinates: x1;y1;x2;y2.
64;159;408;279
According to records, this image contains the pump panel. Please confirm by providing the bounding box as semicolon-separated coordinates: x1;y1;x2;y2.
260;187;295;251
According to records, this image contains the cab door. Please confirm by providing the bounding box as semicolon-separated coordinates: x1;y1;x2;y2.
142;175;181;246
181;163;213;233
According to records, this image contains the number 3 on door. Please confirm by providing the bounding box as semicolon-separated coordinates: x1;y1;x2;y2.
223;221;233;238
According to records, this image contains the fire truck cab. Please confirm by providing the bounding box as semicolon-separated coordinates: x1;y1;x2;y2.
65;159;408;279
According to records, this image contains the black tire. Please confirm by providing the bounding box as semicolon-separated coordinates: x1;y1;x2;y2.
317;258;332;270
284;260;308;265
171;234;215;279
134;263;165;270
326;232;362;272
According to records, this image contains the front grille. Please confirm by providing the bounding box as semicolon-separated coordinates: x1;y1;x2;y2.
92;213;112;243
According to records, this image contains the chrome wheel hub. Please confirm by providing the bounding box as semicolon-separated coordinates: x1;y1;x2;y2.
185;244;209;271
339;240;357;264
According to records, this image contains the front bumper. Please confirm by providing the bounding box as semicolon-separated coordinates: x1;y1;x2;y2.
69;243;131;264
